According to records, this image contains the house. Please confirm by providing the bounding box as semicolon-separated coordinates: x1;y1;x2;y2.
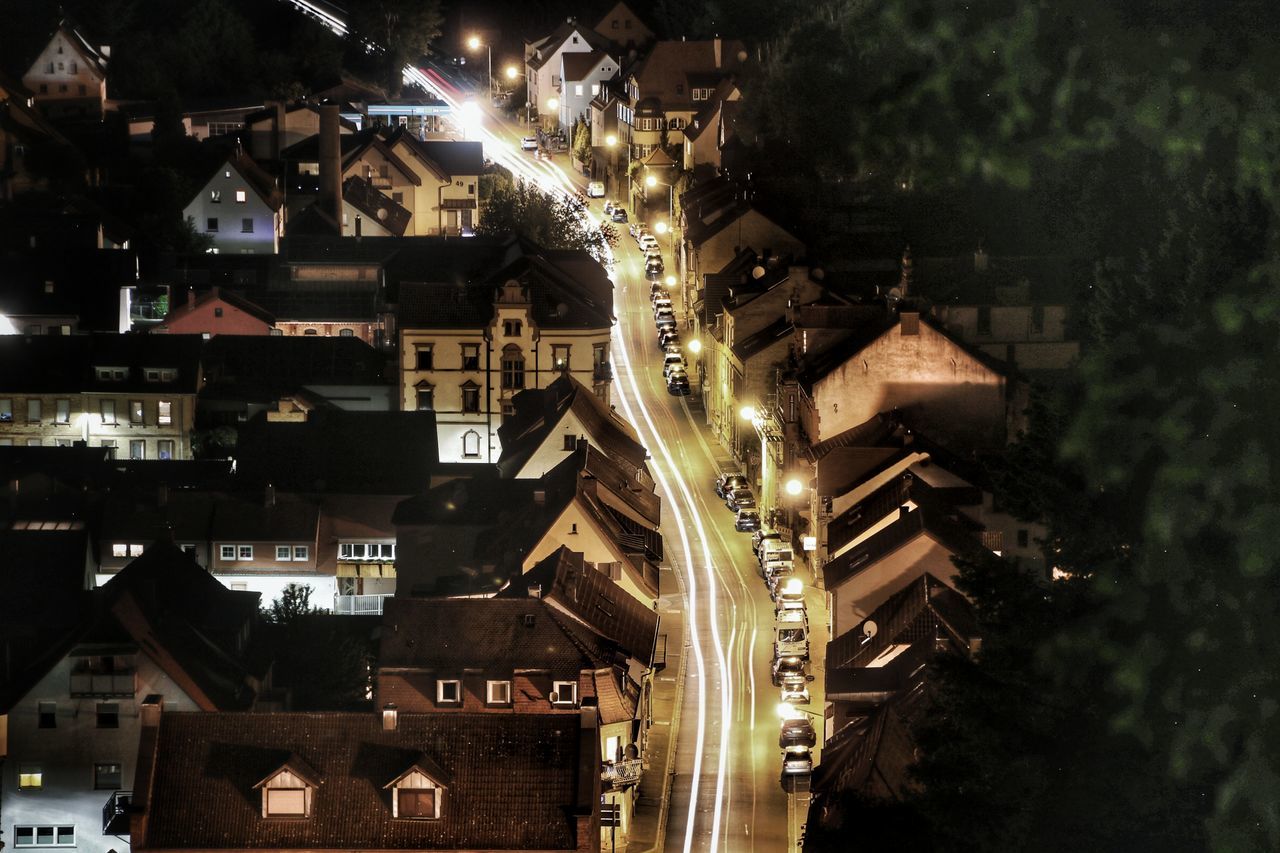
679;177;806;295
496;372;648;480
524;19;614;126
320;493;403;615
558;50;620;131
0;334;202;460
383;131;484;235
245;100;355;161
282;126;423;233
397;237;615;464
620;38;747;160
208;488;323;605
154;286;275;336
0;72;80;200
681;78;742;175
0;543;268;853
809;574;979;829
184;152;284;255
128;708;600;853
393;443;660;606
20;20;109;119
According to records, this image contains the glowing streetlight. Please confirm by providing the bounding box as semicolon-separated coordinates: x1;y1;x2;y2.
505;65;519;80
605;133;617;146
740;405;757;421
466;35;492;99
782;578;804;596
645;174;657;188
665;274;677;288
458;100;481;138
777;702;801;721
546;97;559;111
785;478;804;497
654;221;669;235
687;338;702;354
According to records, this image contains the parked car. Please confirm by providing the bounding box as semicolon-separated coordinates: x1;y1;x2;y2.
774;577;806;613
762;542;795;578
662;353;686;378
725;487;756;511
603;200;616;214
779;674;811;705
655;316;677;333
629;221;647;238
651;281;668;299
521;136;538;150
653;296;673;314
667;372;691;396
611;207;628;222
774;610;809;659
639;234;659;252
753;528;782;559
735;508;761;532
587;181;605;198
779;716;817;751
715;472;749;499
658;330;681;350
781;747;813;779
772;655;807;686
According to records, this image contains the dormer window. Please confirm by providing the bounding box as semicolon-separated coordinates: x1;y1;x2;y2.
436;679;461;704
385;761;448;820
95;366;127;382
254;756;320;819
144;368;178;383
551;680;578;705
486;680;512;704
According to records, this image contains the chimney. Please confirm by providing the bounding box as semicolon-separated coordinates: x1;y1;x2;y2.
528;583;542;599
140;694;163;728
714;37;723;69
533;489;546;506
264;483;276;507
899;245;914;298
974;242;989;272
268;99;287;160
382;703;398;731
186;289;195;309
318;104;343;234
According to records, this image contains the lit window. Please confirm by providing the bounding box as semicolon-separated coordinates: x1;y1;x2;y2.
238;545;254;561
436;679;461;703
265;788;307;816
112;543;128;557
551;680;577;705
220;545;236;560
130;400;144;424
276;545;291;561
0;398;11;421
486;680;511;704
18;764;42;789
55;399;70;424
210;190;221;203
128;544;144;557
27;399;41;422
235;190;247;203
552;344;571;369
462;430;481;458
158;440;174;460
294;546;308;561
100;399;117;424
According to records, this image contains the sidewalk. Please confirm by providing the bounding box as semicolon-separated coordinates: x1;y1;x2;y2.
624;565;686;853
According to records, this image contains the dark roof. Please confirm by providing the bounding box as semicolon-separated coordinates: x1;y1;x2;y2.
210;494;319;542
497;373;647;477
138;711;588;851
827;572;979;671
343;175;411;237
281;129;422;186
249;284;382;323
200;334;387;390
99;487;217;543
0;333;203;394
497;547;659;666
807;411;901;463
561;49;614;82
235;410;439;495
731;316;792;362
826;472;913;556
528;21;613;70
629;40;746;111
395;134;485;178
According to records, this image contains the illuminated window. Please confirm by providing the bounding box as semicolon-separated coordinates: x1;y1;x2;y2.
210;190;221;203
18;764;42;789
486;680;511;704
552;344;570;369
0;398;11;421
235;190;247;203
462;430;481;458
158;440;174;460
112;543;128;557
55;399;70;423
551;680;577;705
100;399;117;424
265;788;306;816
129;544;144;557
130;400;144;424
436;679;461;703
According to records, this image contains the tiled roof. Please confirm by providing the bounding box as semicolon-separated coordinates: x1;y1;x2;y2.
282;129;422;187
825;472;913;556
499;547;659;666
210;493;319;542
630;40;746;111
806;412;901;463
343;175;411;237
528;21;613;70
730;316;792;362
0;333;203;395
561;49;614;82
138;711;588;851
164;286;275;328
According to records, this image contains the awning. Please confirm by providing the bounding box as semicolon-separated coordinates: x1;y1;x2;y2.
337;562;397;578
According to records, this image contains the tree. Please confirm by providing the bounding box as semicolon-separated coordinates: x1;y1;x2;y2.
262;583;320;624
572;118;593;167
261;584;372;710
475;178;617;266
347;0;443;97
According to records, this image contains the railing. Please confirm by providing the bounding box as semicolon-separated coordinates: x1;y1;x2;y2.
594;361;613;381
70;672;136;697
103;790;132;835
601;758;643;789
332;594;393;615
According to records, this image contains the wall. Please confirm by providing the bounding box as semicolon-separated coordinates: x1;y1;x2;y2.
829;535;959;638
531;29;598;127
0;393;195;459
559;56;618;130
21;31;106;117
159;297;272;336
183;165;280;255
524;503;655;609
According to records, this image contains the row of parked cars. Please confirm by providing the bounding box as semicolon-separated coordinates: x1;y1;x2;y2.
639;226;690;397
716;471;817;786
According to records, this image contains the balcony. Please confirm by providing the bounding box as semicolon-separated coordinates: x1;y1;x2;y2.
601;758;643;790
333;593;392;615
70;671;136;697
102;790;132;835
593;361;613;381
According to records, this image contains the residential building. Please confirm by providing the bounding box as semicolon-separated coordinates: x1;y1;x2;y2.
20;20;108;119
320;494;402;615
154;287;275;336
128;709;601;853
0;72;79;200
0;334;202;460
208;488;323;605
282;128;422;233
183;153;284;255
496;372;648;480
246;100;355;161
681;79;743;175
524;20;614;126
397;237;614;464
0;544;268;853
382;131;484;235
592;1;654;51
558;50;620;130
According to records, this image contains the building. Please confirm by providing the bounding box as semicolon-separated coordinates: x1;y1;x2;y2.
397;238;614;464
382;131;484;235
128;709;601;853
0;544;268;853
184;153;285;255
20;20;108;119
681;79;743;175
154;287;275;336
0;334;202;460
246;100;355;162
524;20;614;127
207;488;324;606
591;1;654;52
558;50;620;130
0;72;80;200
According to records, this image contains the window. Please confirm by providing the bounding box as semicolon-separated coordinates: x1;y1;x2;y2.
612;18;619;28
462;430;481;458
398;788;437;819
100;399;117;424
415;346;434;370
242;218;254;233
19;764;42;789
461;343;480;370
501;345;525;390
25;398;41;423
265;788;306;816
563;434;577;451
501;400;515;424
392;191;403;204
276;545;291;561
0;398;11;421
207;217;219;232
461;382;480;413
339;328;354;337
552;344;570;369
238;545;254;561
575;84;583;96
379;164;390;179
551;680;577;705
100;439;117;458
97;702;119;728
235;189;247;203
304;328;318;335
416;383;434;411
130;400;144;424
112;543;127;557
210;190;222;203
97;366;127;382
129;440;145;460
145;368;177;383
436;679;461;703
977;305;992;336
95;762;123;790
214;307;224;318
158;400;172;425
38;701;56;728
503;319;522;337
220;545;236;560
468;183;475;194
55;399;70;424
25;439;41;448
486;680;512;704
13;826;75;848
129;544;144;557
294;546;308;561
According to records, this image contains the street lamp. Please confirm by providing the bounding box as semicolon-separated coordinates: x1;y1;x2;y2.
687;338;702;354
653;221;669;235
740;404;757;421
466;35;492;100
785;478;804;497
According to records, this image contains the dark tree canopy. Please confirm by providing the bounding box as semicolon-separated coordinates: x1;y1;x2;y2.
476;178;617;266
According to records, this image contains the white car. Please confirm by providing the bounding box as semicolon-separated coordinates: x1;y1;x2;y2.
520;136;538;150
663;354;686;379
639;234;659;251
653;297;673;315
587;181;605;198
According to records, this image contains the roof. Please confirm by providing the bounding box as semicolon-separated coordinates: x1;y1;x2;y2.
731;316;792;362
235;410;439;495
200;334;387;391
527;20;614;71
163;287;275;328
497;373;647;477
138;711;588;851
411;139;484;177
498;547;659;666
27;21;108;80
343;174;411;236
629;40;747;111
0;333;203;395
281;129;423;187
210;493;319;542
204;152;283;211
561;50;614;82
825;472;913;556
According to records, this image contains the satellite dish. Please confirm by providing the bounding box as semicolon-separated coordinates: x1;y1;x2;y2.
376;207;388;221
863;620;878;639
887;286;903;300
811;267;825;281
751;265;766;279
737;49;749;63
556;302;569;317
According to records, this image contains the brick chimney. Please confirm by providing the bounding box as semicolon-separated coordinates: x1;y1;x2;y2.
714;37;723;69
318;104;343;233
